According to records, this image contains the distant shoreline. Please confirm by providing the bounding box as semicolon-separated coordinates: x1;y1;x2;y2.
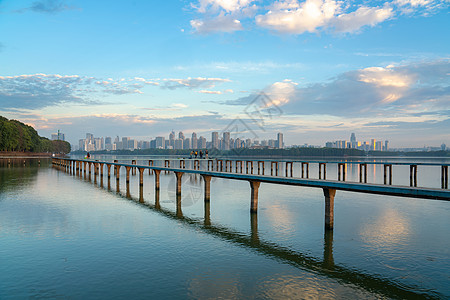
0;151;61;158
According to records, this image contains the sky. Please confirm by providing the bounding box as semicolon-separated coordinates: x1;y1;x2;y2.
0;0;449;148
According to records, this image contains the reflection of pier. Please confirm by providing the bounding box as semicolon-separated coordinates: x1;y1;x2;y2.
60;165;437;299
53;158;449;231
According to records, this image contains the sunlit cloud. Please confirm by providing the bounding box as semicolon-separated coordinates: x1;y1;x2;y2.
190;0;449;34
162;77;231;89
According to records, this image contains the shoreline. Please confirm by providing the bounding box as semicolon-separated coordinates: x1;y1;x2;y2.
0;152;64;158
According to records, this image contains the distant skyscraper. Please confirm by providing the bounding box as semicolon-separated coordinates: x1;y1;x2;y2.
122;137;130;150
212;132;219;149
277;133;284;149
198;136;206;149
350;133;356;148
183;138;191;149
155;137;165;149
178;131;185;140
385;140;389;151
223;132;230;150
191;132;198;149
169;131;175;148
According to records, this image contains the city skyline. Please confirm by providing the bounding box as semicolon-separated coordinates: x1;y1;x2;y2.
0;0;449;148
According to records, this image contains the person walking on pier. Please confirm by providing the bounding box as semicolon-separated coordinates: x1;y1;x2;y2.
199;150;203;159
205;149;208;159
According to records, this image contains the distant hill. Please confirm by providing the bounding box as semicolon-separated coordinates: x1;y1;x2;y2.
0;116;70;154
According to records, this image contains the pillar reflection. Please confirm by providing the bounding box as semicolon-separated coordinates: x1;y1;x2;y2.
323;229;334;269
250;212;259;245
204;200;211;226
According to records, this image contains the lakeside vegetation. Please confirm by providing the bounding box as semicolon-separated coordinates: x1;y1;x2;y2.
71;147;450;158
0;116;71;154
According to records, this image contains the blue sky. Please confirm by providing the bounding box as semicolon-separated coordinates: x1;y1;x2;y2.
0;0;449;147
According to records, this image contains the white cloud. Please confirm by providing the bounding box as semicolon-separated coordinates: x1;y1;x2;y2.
256;0;340;34
190;13;243;34
0;74;143;110
195;0;255;13
332;5;394;33
163;77;231;89
190;0;448;35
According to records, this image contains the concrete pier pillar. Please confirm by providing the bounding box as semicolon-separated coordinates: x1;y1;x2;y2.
410;165;418;187
126;166;131;183
359;164;367;183
319;163;327;180
271;161;278;176
164;160;170;173
107;164;111;180
323;229;334;268
384;164;392;185
257;161;265;175
116;165;120;182
204;200;211;226
155;188;160;209
301;162;309;178
286;162;293;177
250;212;259;244
114;160;118;174
202;175;212;201
138;168;144;186
132;160;136;175
154;169;161;190
148;160;153;175
175;172;183;195
338;163;346;181
208;160;213;171
249;181;261;213
442;166;448;189
323;188;336;230
94;163;98;177
88;162;92;175
126;182;131;199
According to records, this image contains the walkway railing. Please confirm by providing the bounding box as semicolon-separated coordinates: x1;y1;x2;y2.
52;158;450;232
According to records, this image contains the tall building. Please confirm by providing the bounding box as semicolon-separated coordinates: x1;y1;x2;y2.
223;132;230;150
51;130;65;141
178;131;185;140
198;136;206;149
385;140;389;151
211;132;219;149
350;133;356;148
277;132;284;149
122;137;130;150
155;137;165;149
183;138;191;150
191;132;198;149
175;138;183;149
169;131;175;148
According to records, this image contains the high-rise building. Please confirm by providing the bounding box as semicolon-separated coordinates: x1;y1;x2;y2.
198;136;206;149
277;133;284;149
212;132;219;149
175;138;183;149
350;133;356;148
191;132;198;149
122;137;130;150
169;131;175;148
385;140;389;151
178;131;185;140
155;137;165;149
223;132;230;150
183;138;191;150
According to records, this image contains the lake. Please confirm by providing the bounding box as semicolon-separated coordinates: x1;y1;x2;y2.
1;156;449;299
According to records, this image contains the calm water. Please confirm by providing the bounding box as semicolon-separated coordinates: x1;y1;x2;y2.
1;156;449;299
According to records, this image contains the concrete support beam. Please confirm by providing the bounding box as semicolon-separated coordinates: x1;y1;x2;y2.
132;160;136;175
202;175;212;201
138;168;144;186
249;181;261;213
442;166;448;189
116;165;120;182
154;169;161;190
107;164;111;179
319;163;327;180
338;163;346;181
175;172;183;195
126;166;131;183
359;163;367;183
323;188;336;230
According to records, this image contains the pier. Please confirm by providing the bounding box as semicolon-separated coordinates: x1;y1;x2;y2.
52;157;450;231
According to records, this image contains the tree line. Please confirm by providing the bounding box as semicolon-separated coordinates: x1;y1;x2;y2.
0;116;71;154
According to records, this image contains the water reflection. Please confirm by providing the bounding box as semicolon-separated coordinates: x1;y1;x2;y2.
54;161;443;299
